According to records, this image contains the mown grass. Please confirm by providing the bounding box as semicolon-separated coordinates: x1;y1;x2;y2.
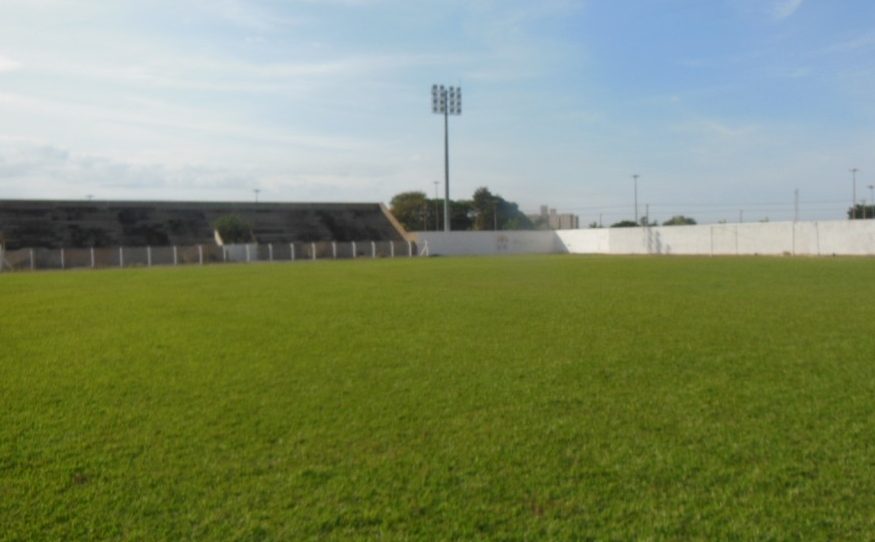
2;255;875;540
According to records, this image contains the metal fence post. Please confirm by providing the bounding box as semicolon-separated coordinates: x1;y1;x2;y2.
290;243;295;261
173;245;178;266
30;249;35;271
222;247;227;262
407;240;412;257
269;243;273;262
332;241;337;259
147;246;152;267
90;247;95;268
311;242;316;261
119;246;124;268
60;248;65;270
390;241;395;258
245;244;251;263
198;245;203;265
371;241;376;258
0;245;4;273
352;241;357;259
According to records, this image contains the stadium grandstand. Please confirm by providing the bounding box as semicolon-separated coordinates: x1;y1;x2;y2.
0;200;408;250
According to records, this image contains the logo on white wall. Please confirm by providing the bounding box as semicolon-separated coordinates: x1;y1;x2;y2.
497;234;509;252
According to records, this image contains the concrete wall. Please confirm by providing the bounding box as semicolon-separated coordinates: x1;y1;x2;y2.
413;220;875;257
413;231;560;256
556;229;609;254
576;221;875;256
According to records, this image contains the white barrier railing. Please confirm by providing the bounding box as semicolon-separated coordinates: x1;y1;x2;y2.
0;239;417;273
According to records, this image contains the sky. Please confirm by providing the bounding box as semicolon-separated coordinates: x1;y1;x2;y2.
1;0;874;224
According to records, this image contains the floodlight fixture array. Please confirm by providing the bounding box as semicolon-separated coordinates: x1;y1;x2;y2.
432;84;462;231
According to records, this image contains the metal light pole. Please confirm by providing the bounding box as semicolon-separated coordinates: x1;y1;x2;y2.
433;180;440;230
432;84;461;232
254;189;261;203
850;168;859;219
632;174;640;225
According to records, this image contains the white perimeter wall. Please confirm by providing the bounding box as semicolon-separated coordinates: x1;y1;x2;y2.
413;220;875;257
413;231;560;256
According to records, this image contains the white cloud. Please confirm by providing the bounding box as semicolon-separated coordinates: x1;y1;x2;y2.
772;0;803;20
0;139;421;202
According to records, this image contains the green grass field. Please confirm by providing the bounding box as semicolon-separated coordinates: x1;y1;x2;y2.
2;255;875;540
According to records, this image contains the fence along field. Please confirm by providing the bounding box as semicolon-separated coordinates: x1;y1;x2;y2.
2;255;875;539
0;240;419;272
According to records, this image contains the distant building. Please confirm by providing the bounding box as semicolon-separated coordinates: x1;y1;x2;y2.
527;205;579;230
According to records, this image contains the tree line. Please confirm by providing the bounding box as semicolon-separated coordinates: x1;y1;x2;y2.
391;187;711;231
390;187;536;231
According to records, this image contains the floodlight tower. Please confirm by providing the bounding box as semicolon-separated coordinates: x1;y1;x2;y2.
432;84;462;232
433;180;440;230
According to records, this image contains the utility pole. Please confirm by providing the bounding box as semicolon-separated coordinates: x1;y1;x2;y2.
850;168;859;219
632;174;640;225
253;189;261;203
739;210;743;223
493;202;498;230
432;85;462;232
645;203;650;226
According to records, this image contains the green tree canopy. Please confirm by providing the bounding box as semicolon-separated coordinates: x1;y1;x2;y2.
390;187;531;231
214;214;253;244
847;204;875;220
469;187;533;231
390;191;430;231
611;220;639;228
662;215;697;226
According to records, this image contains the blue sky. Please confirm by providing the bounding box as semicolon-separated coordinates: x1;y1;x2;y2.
1;0;873;223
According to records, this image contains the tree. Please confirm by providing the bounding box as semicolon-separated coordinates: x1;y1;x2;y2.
469;187;533;231
449;199;474;231
847;204;875;219
390;191;430;231
389;187;530;231
214;214;253;244
662;215;697;226
611;220;639;228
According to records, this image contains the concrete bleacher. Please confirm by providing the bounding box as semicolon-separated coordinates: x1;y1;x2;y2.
0;200;407;249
